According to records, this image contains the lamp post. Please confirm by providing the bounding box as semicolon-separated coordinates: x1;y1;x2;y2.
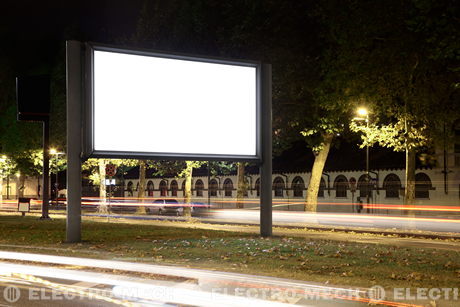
0;155;5;205
355;108;371;213
16;172;20;198
50;148;64;207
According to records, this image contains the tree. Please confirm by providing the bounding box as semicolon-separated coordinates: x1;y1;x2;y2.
131;0;455;213
0;44;68;201
182;161;194;216
0;155;16;202
135;159;148;214
82;158;137;213
220;1;357;212
236;162;247;209
151;160;206;218
82;159;107;212
325;0;460;205
350;115;430;206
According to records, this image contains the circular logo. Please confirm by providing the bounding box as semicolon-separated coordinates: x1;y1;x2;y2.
3;286;20;303
368;285;385;302
105;164;117;177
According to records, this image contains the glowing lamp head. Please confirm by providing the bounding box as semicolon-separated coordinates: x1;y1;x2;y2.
50;148;57;155
357;108;368;117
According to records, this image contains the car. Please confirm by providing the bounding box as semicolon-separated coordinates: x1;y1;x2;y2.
48;197;66;210
191;202;211;216
107;198;138;213
146;199;183;216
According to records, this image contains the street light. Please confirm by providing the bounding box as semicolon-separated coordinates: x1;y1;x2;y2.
50;148;64;206
357;107;368;117
355;107;371;213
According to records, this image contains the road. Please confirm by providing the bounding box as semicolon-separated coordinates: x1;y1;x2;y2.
79;209;460;234
2;197;460;234
0;251;400;307
210;210;460;233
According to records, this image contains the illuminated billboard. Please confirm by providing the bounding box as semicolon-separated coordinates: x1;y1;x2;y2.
85;44;261;161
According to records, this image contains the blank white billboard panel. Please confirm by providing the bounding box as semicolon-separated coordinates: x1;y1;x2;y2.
89;46;260;160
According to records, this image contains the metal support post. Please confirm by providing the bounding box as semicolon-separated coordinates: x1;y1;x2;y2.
66;40;82;242
40;119;50;219
260;64;272;237
55;154;59;206
366;116;370;213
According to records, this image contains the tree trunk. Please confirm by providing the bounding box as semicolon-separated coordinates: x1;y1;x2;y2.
0;174;3;205
305;133;333;212
404;148;416;207
98;159;108;214
236;162;247;209
183;161;193;218
136;160;147;214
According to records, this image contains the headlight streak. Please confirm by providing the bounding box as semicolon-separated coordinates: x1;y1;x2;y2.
0;262;295;307
2;197;460;214
0;271;136;306
0;252;423;307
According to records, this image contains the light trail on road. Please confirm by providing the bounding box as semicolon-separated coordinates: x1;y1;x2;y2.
1;196;460;233
0;251;423;307
210;210;460;233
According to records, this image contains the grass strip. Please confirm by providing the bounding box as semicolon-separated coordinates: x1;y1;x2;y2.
0;214;459;291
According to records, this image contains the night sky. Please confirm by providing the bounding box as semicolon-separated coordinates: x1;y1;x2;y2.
0;1;443;172
1;0;143;74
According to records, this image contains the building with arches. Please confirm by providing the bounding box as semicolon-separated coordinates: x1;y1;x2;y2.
3;133;460;218
114;164;459;217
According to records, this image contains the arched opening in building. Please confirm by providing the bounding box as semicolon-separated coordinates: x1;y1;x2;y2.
159;180;167;197
318;177;326;198
209;179;218;197
195;179;204;197
383;174;401;198
273;177;285;197
292;176;305;198
170;180;178;197
127;181;133;197
223;179;233;197
357;174;371;199
415;173;432;199
334;175;348;198
147;181;154;197
454;120;460;167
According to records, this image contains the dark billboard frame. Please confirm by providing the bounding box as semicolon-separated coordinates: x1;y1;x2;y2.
66;41;272;242
84;42;262;162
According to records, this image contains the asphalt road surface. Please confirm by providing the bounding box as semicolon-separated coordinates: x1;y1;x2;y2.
82;209;460;234
211;210;460;233
0;251;386;307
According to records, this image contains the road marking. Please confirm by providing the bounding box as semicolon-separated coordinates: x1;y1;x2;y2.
71;281;100;288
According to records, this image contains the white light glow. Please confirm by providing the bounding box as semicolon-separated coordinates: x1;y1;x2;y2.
357;107;368;117
104;179;116;185
93;50;257;157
